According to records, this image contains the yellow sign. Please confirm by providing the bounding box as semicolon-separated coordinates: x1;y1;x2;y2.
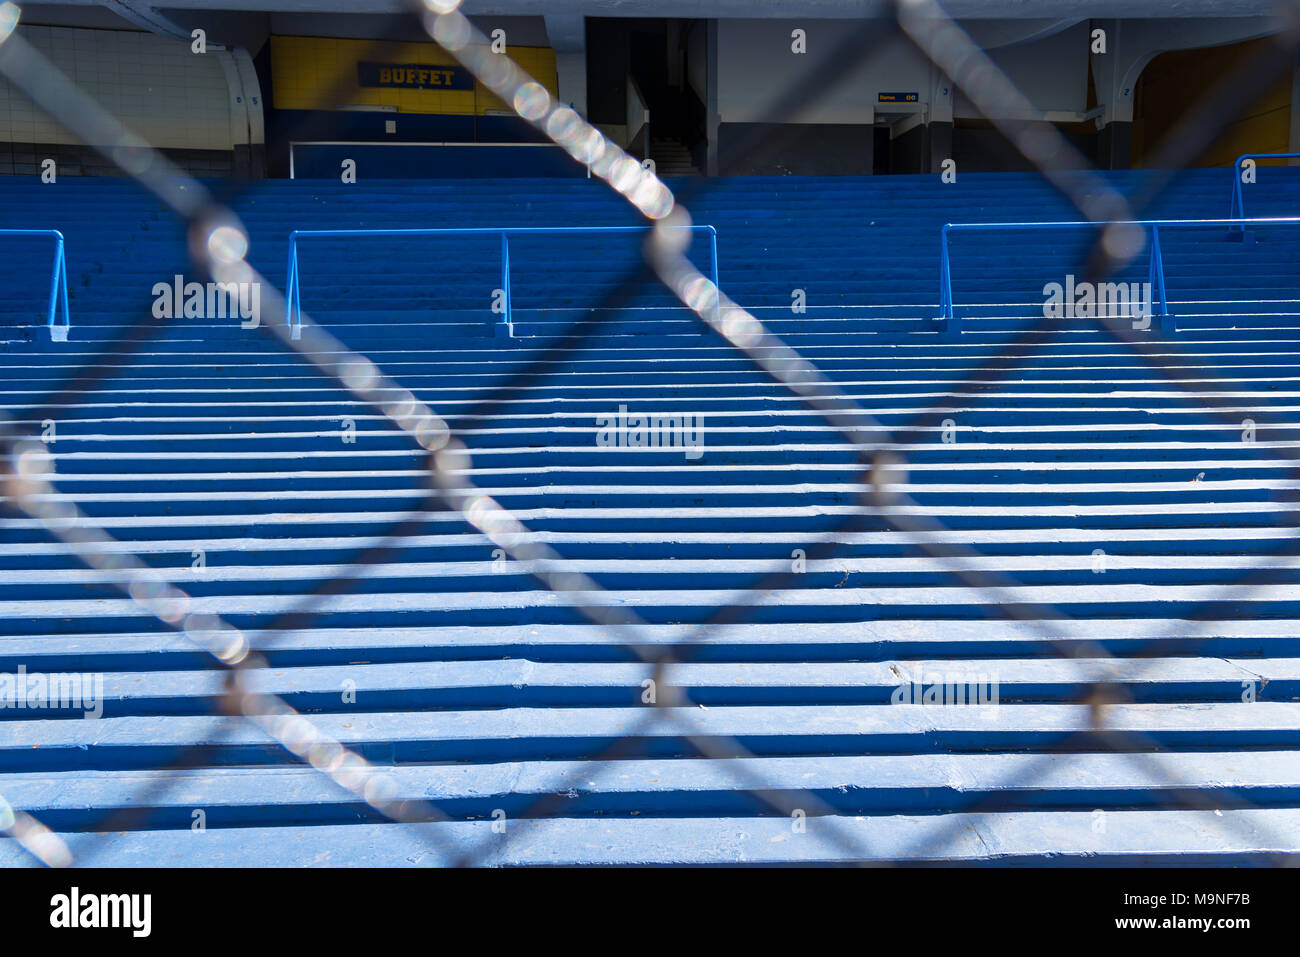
271;35;557;115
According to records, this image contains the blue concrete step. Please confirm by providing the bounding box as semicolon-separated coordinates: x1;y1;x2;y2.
3;169;1300;865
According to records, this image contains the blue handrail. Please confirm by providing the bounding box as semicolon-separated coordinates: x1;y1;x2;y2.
0;229;70;341
939;216;1300;335
1230;152;1300;226
285;225;720;339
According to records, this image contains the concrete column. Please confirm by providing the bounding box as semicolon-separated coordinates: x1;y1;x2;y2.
1288;55;1300;160
554;51;587;116
1090;19;1136;169
928;65;954;174
1097;120;1133;169
706;19;719;177
545;15;587;116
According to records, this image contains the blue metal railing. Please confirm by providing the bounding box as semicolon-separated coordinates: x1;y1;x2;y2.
939;217;1300;335
1229;152;1300;227
285;225;720;339
0;229;70;341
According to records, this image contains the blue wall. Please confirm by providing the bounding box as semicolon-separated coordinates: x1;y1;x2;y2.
289;142;589;178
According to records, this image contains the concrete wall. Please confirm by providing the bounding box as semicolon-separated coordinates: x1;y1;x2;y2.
685;17;707;106
717;18;932;125
0;25;255;152
713;14;1285;173
1133;35;1292;167
952;22;1090;119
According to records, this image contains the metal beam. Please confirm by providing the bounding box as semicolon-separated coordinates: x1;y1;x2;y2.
101;1;191;41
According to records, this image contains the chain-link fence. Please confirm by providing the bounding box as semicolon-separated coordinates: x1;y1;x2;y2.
0;0;1298;866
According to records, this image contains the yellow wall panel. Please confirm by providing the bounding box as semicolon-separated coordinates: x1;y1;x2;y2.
1133;37;1291;168
270;35;558;117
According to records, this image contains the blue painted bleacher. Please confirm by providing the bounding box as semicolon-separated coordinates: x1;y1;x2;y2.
1;169;1299;865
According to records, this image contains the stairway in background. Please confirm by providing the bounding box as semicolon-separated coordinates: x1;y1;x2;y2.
650;136;701;177
7;168;1300;348
0;170;1299;864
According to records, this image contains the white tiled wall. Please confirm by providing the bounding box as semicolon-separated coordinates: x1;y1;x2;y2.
0;27;237;150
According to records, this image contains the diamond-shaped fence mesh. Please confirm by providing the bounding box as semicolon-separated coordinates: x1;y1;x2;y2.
0;0;1297;867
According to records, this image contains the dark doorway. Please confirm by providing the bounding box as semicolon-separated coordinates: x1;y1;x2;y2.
587;18;708;175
